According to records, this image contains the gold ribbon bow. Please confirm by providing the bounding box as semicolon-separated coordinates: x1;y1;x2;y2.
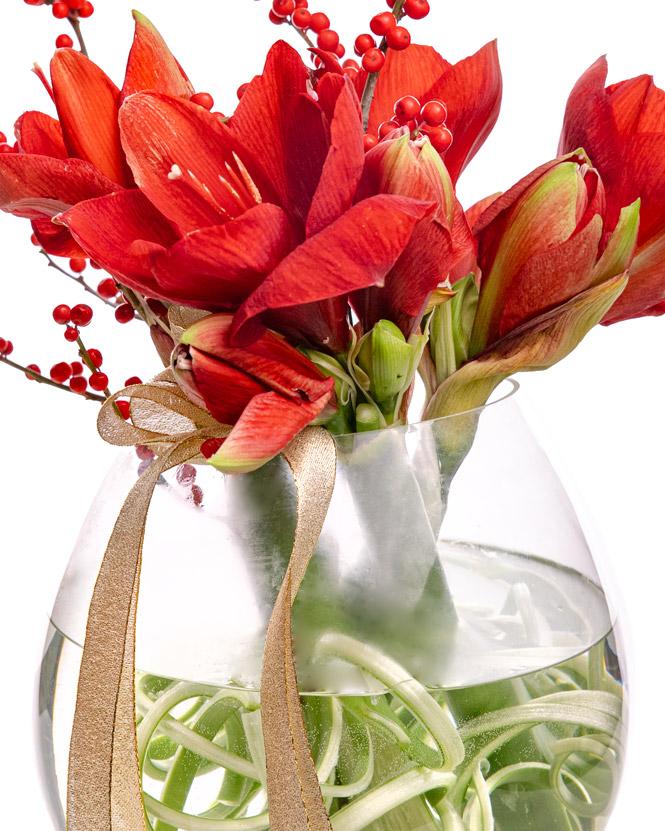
66;371;337;831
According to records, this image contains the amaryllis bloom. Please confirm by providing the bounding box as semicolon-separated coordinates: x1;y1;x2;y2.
0;12;193;257
353;133;474;337
559;57;665;322
173;315;334;473
60;39;435;354
468;151;638;356
359;41;503;184
424;152;639;417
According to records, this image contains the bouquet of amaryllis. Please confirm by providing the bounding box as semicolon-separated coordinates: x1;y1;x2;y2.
1;1;664;830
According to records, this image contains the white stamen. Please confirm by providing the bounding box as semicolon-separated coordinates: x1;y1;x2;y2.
167;164;183;180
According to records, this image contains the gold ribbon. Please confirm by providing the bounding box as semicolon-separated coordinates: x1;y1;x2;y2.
66;372;337;831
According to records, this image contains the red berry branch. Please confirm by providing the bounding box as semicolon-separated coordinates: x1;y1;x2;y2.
23;0;94;56
39;247;118;308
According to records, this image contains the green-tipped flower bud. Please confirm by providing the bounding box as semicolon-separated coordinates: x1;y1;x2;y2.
357;320;414;410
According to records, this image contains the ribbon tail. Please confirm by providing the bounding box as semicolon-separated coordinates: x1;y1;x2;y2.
66;437;204;831
261;426;338;831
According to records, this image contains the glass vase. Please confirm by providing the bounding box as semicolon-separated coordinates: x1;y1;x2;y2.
38;382;627;831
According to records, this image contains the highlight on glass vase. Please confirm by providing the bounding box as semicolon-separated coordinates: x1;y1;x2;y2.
2;1;663;830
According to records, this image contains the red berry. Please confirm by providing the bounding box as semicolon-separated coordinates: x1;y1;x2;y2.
403;0;430;18
90;260;101;269
78;1;94;16
354;33;375;55
309;12;330;33
335;43;346;58
125;375;142;386
342;58;360;70
25;363;41;379
370;12;396;36
70;361;83;376
420;99;447;126
394;95;421;122
0;132;6;143
378;119;400;139
295;0;308;6
115;400;130;419
70;375;88;394
317;29;339;51
237;83;249;100
427;126;454;152
363;134;379;152
268;9;286;23
52;304;71;325
69;257;86;272
191;92;214;110
115;303;135;324
52;2;69;18
64;326;79;342
55;34;73;49
177;463;197;485
30;233;40;246
344;66;359;81
0;144;15;154
87;348;103;368
362;48;385;73
272;0;295;15
292;8;311;27
89;372;108;391
191;484;204;506
97;278;118;298
386;26;411;50
70;303;93;326
136;445;155;462
67;0;84;9
0;339;14;355
50;362;72;383
201;438;225;459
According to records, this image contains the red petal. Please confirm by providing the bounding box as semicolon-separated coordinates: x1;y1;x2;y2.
558;57;623;189
14;111;67;158
183;314;334;402
264;297;351;354
424;41;502;184
603;227;665;323
190;349;269;424
227;41;309;214
499;215;603;336
283;94;329;227
31;216;86;257
50;49;130;186
366;45;450;136
206;391;333;474
121;11;194;102
306;77;364;238
119;92;272;234
0;154;118;219
61;189;179;295
606;75;652;138
151;204;294;309
614;133;665;243
231;194;434;343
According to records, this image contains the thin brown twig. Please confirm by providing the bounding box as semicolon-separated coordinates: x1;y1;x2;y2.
39;249;117;308
68;14;89;58
361;0;407;129
289;20;315;49
0;355;106;403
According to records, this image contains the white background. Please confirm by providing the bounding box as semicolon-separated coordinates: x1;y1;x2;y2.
0;0;663;828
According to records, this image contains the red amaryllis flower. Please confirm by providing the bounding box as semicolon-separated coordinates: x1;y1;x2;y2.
61;40;434;354
358;41;502;184
559;57;665;322
0;11;193;256
352;133;474;337
173;314;335;473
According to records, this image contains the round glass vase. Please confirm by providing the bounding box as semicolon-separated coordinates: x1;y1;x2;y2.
38;382;627;831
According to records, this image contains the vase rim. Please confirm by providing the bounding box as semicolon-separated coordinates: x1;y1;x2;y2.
331;378;520;442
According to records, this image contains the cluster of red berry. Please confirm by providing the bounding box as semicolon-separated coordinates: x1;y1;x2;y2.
364;94;452;152
23;0;94;51
175;462;204;506
266;0;429;75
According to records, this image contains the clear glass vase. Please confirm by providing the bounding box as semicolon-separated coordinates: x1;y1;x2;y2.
38;382;627;831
